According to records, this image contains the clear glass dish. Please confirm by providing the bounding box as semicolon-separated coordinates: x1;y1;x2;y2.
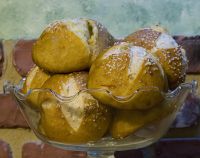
3;79;198;158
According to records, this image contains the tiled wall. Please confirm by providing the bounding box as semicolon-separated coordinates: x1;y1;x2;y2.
0;37;200;158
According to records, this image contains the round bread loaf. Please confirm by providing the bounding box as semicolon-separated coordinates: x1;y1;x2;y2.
88;42;167;110
124;26;187;89
39;72;112;143
32;19;115;73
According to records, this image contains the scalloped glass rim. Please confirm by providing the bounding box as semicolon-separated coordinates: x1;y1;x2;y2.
3;79;198;152
9;78;198;103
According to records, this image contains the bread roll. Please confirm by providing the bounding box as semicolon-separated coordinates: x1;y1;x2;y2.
124;27;187;89
32;19;115;73
39;72;112;143
88;42;167;110
22;66;50;109
110;103;174;139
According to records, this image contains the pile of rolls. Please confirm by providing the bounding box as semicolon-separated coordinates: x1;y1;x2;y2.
22;18;187;143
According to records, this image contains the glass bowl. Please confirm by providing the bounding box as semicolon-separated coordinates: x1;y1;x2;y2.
3;79;198;158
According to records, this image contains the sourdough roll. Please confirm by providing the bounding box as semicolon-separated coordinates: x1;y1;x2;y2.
88;42;167;110
22;66;50;109
39;72;112;143
124;26;187;89
32;19;115;73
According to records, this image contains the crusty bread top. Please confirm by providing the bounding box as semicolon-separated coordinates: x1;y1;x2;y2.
124;27;187;89
88;42;165;97
22;66;50;93
41;72;103;132
36;19;114;71
65;19;91;46
124;28;161;50
86;19;115;65
125;27;178;51
24;66;39;90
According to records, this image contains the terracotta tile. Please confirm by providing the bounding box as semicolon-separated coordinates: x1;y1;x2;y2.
174;36;200;74
22;142;87;158
0;94;28;128
13;40;35;77
0;140;12;158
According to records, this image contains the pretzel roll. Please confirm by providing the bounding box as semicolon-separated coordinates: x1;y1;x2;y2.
110;103;174;139
39;72;112;143
22;66;50;109
88;42;167;110
32;19;115;73
124;26;187;89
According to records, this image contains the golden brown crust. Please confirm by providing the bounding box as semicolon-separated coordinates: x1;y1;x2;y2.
155;47;187;89
124;27;187;89
110;101;174;139
125;28;161;50
40;100;72;141
22;66;50;109
32;21;90;73
72;71;88;90
33;19;115;73
88;42;167;110
39;72;112;143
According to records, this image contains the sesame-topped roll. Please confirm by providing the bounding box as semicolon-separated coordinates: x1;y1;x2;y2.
88;42;167;110
124;26;187;90
32;18;115;73
38;72;112;143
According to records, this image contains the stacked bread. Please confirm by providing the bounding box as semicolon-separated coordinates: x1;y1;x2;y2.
22;19;187;143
